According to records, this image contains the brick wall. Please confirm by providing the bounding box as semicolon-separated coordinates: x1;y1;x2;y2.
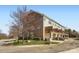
23;12;43;39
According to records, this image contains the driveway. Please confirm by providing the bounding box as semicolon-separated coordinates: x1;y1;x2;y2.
0;39;16;46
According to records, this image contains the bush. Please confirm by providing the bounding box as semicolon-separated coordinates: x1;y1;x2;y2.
53;37;64;41
51;42;59;44
59;37;64;40
18;37;23;40
75;38;79;40
44;41;50;44
33;37;41;41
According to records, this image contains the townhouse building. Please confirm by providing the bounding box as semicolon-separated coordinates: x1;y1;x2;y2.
10;10;68;41
21;10;68;41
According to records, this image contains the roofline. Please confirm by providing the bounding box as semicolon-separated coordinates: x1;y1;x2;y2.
43;15;66;29
28;10;66;29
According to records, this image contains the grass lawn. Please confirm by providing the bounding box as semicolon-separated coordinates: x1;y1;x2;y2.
10;39;59;46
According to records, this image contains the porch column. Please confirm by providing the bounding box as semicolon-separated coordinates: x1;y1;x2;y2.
49;31;52;42
43;27;45;40
57;34;59;40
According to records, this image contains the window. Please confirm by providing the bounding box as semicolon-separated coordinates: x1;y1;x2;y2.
49;21;52;24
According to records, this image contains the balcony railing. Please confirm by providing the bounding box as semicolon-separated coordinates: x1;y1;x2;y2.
51;28;64;33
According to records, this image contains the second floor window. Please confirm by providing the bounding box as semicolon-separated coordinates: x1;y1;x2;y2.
49;21;52;24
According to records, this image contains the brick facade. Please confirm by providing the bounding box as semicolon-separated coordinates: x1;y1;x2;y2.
23;11;43;39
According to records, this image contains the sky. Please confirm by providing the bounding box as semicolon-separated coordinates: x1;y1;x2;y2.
0;5;79;34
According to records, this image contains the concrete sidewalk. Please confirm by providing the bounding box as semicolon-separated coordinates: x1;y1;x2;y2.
60;48;79;53
0;44;56;53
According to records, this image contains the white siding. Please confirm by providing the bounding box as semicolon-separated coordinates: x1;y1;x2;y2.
43;16;65;30
43;16;52;27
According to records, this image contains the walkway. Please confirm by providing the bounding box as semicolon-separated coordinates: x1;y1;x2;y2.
60;48;79;53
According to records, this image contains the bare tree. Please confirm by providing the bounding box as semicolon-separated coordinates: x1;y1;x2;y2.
9;24;19;38
10;6;28;41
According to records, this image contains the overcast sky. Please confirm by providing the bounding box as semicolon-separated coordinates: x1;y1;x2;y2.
0;5;79;34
